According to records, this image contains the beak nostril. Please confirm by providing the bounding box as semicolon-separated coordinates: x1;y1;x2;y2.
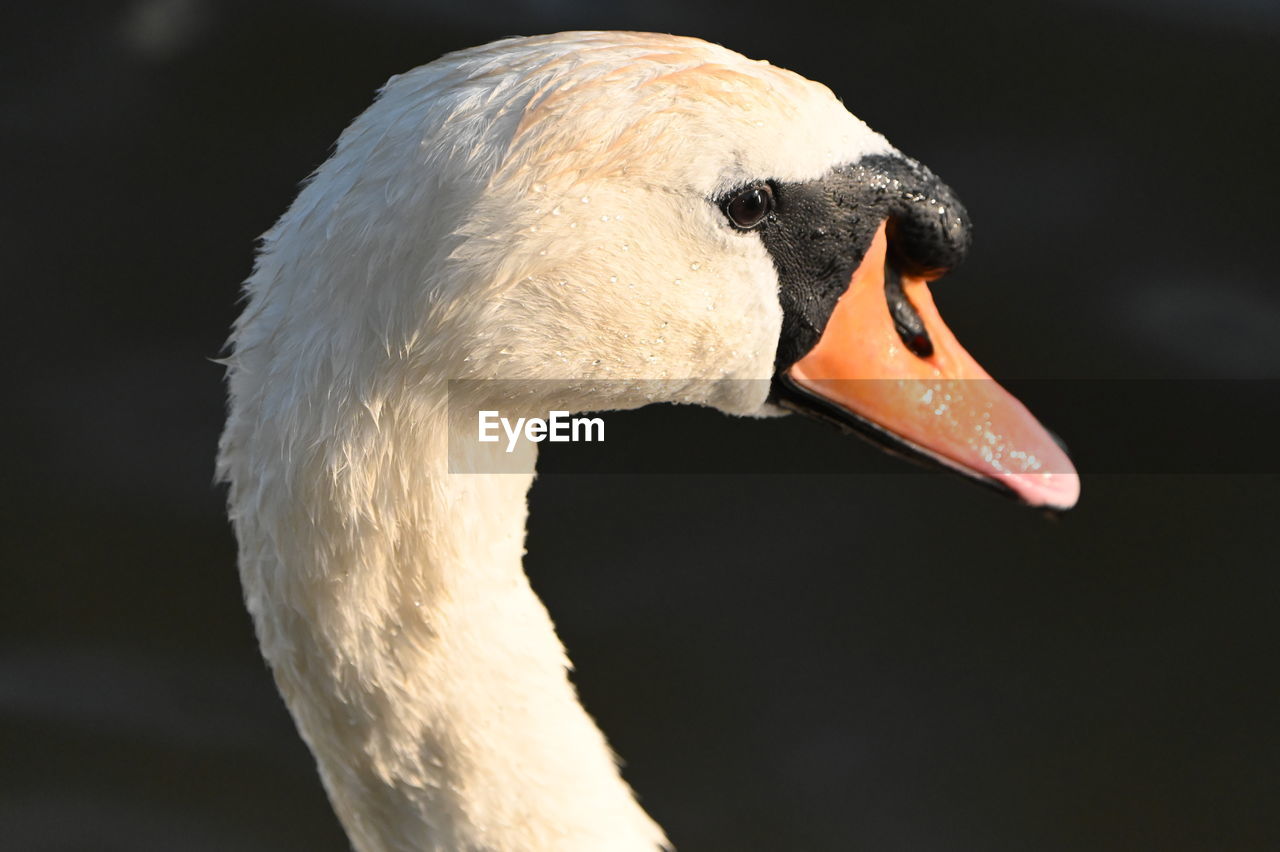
885;262;934;359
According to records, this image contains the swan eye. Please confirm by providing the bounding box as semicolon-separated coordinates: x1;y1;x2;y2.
723;184;775;230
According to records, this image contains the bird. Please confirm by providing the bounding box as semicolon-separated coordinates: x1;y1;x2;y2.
217;31;1079;852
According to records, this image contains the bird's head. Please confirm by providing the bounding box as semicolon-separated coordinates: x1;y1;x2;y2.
261;31;1077;509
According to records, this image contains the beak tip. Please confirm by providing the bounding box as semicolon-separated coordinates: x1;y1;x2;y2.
1006;470;1080;511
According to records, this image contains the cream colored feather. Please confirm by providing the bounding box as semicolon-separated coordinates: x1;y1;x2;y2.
219;31;894;852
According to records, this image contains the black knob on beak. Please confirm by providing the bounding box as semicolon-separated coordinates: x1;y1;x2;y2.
872;155;972;278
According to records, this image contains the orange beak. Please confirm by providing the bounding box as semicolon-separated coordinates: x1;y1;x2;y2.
779;221;1079;509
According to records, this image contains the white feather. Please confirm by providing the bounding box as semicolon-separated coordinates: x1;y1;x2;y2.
219;31;895;852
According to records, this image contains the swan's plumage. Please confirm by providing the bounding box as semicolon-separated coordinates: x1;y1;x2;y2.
219;31;1071;852
229;33;891;422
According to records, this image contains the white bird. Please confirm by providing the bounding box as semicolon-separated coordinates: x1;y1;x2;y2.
218;31;1078;852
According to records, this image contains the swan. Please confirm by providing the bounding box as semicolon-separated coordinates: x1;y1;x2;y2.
217;31;1079;852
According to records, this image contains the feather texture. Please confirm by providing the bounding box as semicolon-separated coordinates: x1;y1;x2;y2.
218;31;893;851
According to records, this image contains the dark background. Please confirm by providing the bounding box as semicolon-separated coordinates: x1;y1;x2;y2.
3;1;1278;850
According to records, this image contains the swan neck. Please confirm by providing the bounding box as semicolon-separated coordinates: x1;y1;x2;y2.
231;406;665;851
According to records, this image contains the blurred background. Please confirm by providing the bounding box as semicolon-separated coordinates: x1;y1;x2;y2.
3;1;1278;849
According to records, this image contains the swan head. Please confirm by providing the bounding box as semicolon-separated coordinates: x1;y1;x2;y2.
247;31;1077;508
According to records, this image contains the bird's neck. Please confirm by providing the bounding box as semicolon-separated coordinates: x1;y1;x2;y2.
241;405;665;852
